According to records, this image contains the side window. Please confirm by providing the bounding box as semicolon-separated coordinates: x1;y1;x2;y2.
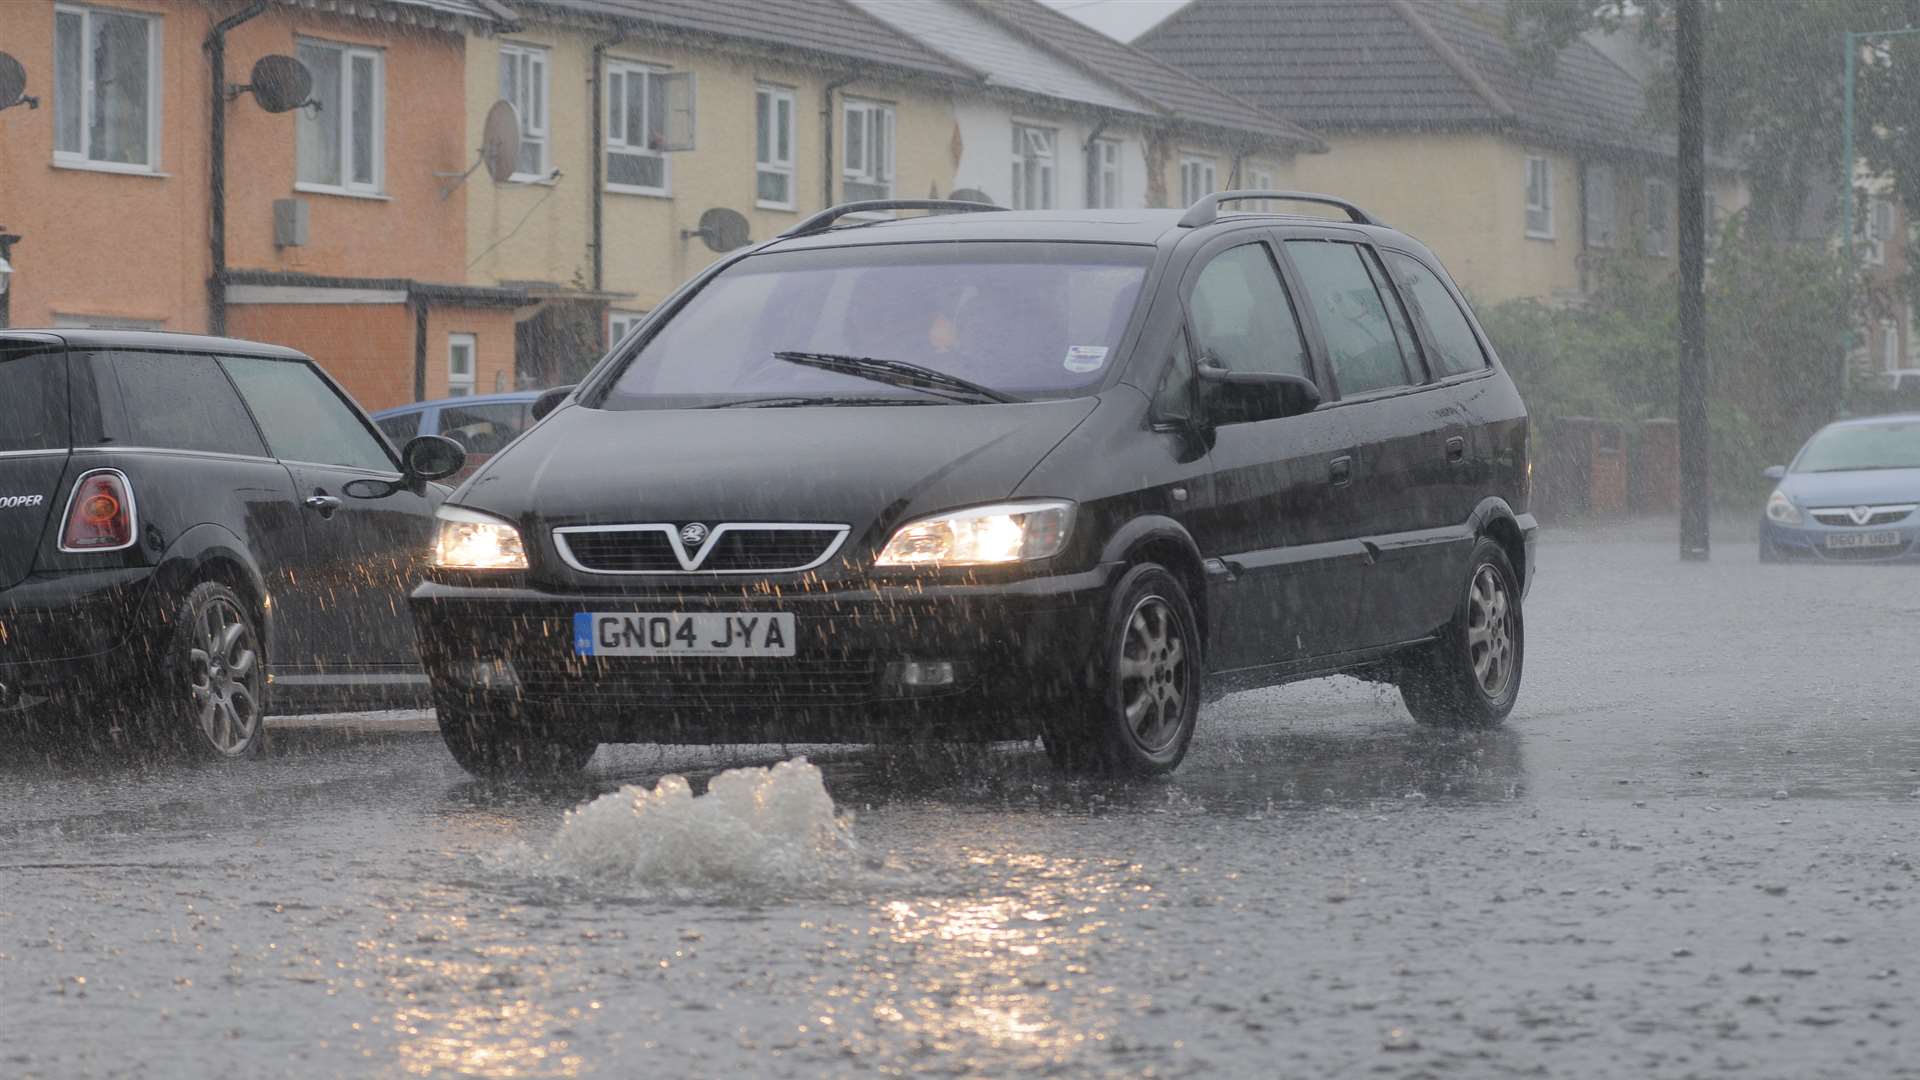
437;402;529;456
0;345;69;452
1384;251;1489;377
218;357;394;472
1284;240;1416;396
375;411;422;443
1186;243;1310;379
98;351;267;457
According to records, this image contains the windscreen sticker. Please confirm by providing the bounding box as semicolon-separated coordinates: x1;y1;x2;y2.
1064;345;1110;373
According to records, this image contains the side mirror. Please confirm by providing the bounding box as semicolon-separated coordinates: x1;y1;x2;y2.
1762;465;1787;481
1196;363;1322;424
531;384;576;422
401;434;466;481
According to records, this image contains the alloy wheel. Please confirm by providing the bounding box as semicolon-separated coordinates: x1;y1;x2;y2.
1466;564;1515;699
188;595;261;756
1117;594;1188;754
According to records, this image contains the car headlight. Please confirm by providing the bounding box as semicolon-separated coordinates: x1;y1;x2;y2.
433;505;528;570
875;500;1075;566
1765;489;1802;526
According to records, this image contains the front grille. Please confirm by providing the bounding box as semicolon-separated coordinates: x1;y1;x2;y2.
1809;505;1915;527
555;524;848;574
516;655;881;707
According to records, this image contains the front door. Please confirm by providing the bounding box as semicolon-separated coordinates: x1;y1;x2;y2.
219;355;440;673
1178;236;1370;670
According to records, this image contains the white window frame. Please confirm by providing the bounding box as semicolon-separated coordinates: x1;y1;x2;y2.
499;42;549;182
606;59;672;197
1011;123;1057;211
608;310;646;344
1583;162;1616;249
447;333;477;397
842;98;895;203
52;3;164;174
1089;137;1122;209
1179;155;1216;208
1643;178;1672;258
1524;156;1554;239
295;38;385;197
755;84;796;211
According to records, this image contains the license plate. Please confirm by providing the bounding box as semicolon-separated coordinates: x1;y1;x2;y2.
573;612;795;657
1825;531;1902;549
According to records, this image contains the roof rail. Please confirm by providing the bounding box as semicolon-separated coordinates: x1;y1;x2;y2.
779;200;1006;239
1177;191;1382;228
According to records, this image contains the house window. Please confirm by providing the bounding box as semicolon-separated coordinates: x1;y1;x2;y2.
1245;166;1276;210
1090;138;1121;208
297;39;384;194
843;99;894;202
609;310;645;345
1012;124;1056;210
1583;163;1616;249
1880;319;1902;372
499;43;549;180
1524;156;1553;239
1179;155;1216;207
755;85;796;209
1864;197;1893;266
1643;178;1672;257
447;334;476;397
53;4;161;171
606;61;670;194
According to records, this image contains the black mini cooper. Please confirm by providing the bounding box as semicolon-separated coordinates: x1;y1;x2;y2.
0;330;464;757
413;194;1535;777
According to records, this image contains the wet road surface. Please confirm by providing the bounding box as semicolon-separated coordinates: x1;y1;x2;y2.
3;528;1917;1078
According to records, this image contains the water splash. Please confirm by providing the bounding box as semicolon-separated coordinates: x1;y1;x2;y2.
529;757;856;896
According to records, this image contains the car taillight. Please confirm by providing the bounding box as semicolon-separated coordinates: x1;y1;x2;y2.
60;470;137;552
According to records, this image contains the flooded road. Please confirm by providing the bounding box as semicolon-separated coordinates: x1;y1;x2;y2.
3;528;1917;1078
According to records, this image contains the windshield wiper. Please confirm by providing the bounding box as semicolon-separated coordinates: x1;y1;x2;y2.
770;351;1022;404
697;395;944;409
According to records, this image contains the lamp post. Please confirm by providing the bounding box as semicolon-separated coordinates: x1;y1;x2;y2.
1676;0;1709;561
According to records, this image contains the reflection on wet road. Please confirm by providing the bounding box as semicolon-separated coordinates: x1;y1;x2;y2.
3;532;1917;1078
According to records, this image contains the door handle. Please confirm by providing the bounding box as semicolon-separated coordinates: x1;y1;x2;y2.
1329;455;1353;487
1445;436;1467;463
304;494;343;518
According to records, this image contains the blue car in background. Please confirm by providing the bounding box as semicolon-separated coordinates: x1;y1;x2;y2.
1760;414;1920;563
370;391;543;481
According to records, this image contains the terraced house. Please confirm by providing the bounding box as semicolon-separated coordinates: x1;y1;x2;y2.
461;0;1320;386
1138;0;1749;304
0;0;526;409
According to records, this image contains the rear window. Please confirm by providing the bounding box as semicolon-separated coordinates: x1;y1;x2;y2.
603;241;1154;408
94;350;268;457
375;410;423;443
438;402;529;455
0;344;68;453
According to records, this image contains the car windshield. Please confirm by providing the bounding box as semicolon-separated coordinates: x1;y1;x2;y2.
599;241;1153;409
1794;420;1920;472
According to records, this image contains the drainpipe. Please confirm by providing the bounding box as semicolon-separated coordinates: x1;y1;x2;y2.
412;292;429;402
821;71;861;210
0;231;19;329
206;0;269;336
589;34;624;300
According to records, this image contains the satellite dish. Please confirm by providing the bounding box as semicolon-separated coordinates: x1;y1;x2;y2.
0;53;35;112
247;55;311;114
948;188;995;205
688;207;750;252
481;100;522;183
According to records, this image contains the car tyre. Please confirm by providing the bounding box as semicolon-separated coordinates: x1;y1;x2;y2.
1044;563;1201;776
1399;537;1523;729
436;700;597;779
158;581;269;760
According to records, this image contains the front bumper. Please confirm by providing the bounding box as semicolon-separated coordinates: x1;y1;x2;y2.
1760;518;1920;563
408;566;1121;743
